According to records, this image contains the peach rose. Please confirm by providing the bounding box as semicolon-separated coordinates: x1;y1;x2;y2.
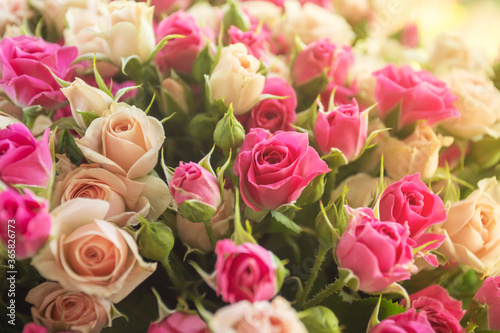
436;177;500;276
26;282;116;333
210;297;307;333
52;158;170;227
75;102;165;179
32;199;157;303
383;123;453;180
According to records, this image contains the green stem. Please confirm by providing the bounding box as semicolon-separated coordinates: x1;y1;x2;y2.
303;274;348;308
297;248;328;308
203;219;217;249
161;257;184;291
465;322;477;333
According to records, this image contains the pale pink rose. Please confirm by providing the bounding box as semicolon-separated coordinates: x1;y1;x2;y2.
331;173;394;209
0;123;52;187
333;0;369;24
292;38;336;86
473;276;500;330
299;0;332;10
21;323;47;333
215;239;276;303
0;0;31;35
243;77;297;133
26;282;115;333
75;102;165;179
402;285;465;333
314;99;367;161
31;198;157;303
0;189;51;260
162;78;189;113
155;11;211;75
228;26;267;60
0;36;78;109
370;309;434;333
373;64;459;128
379;173;447;265
336;207;415;293
148;312;209;333
400;24;419;49
210;297;307;333
241;0;284;8
234;128;329;211
52;161;170;227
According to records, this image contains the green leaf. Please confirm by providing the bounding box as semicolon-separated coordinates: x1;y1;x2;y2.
146;34;185;64
192;42;214;83
120;55;142;76
217;151;232;193
93;55;113;98
270;211;302;234
76;110;99;128
43;65;71;88
114;84;142;102
50;117;85;137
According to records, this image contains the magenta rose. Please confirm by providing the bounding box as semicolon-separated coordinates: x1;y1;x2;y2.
314;99;367;160
0;123;52;187
379;173;447;265
472;276;500;330
215;239;277;303
373;64;459;128
0;189;51;260
292;38;336;86
403;285;465;333
21;323;47;333
243;77;297;133
234;128;329;211
0;36;78;109
336;207;414;293
143;0;193;18
370;309;434;333
148;312;209;333
228;26;267;60
155;11;212;75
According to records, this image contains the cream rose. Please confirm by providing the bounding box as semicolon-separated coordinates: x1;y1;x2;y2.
440;69;500;139
240;1;283;31
32;199;157;303
101;1;156;66
210;297;307;333
436;177;500;276
61;78;114;129
383;123;453;181
332;173;394;208
335;0;370;24
0;0;31;35
162;78;189;114
52;158;170;227
31;0;90;35
209;43;265;115
75;102;165;179
26;282;116;333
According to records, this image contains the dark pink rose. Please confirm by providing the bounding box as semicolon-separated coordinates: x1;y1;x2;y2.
373;64;459;128
21;323;47;333
228;26;268;60
234;128;330;211
215;239;276;303
292;38;336;86
473;276;500;330
244;77;297;133
155;11;212;75
0;36;78;109
314;99;367;160
336;207;414;293
403;285;465;333
0;123;52;187
370;309;434;333
170;162;221;210
148;312;209;333
0;189;51;260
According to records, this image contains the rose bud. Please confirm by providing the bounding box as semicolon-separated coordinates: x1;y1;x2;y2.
215;239;280;303
314;99;367;161
137;219;175;262
470;276;500;331
170;161;221;222
402;285;465;333
0;122;53;187
370;309;434;333
336;207;415;293
26;282;117;333
0;189;51;260
162;78;189;114
210;43;265;115
61;78;114;129
148;312;209;333
292;38;335;87
298;306;341;333
234;128;329;211
214;106;246;152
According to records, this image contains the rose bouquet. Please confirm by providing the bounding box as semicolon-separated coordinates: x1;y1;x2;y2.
2;0;500;332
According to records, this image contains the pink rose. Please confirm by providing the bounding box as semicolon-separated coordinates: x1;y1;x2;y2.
144;0;193;18
0;189;51;260
299;0;332;10
21;323;47;333
228;26;267;60
170;161;221;210
401;24;419;49
403;285;465;333
0;122;52;187
155;11;212;75
292;38;336;86
314;99;367;160
215;239;276;303
373;64;459;128
370;309;434;333
243;77;297;133
336;207;414;293
148;312;209;333
0;36;78;109
234;128;329;211
473;276;500;330
379;173;447;265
